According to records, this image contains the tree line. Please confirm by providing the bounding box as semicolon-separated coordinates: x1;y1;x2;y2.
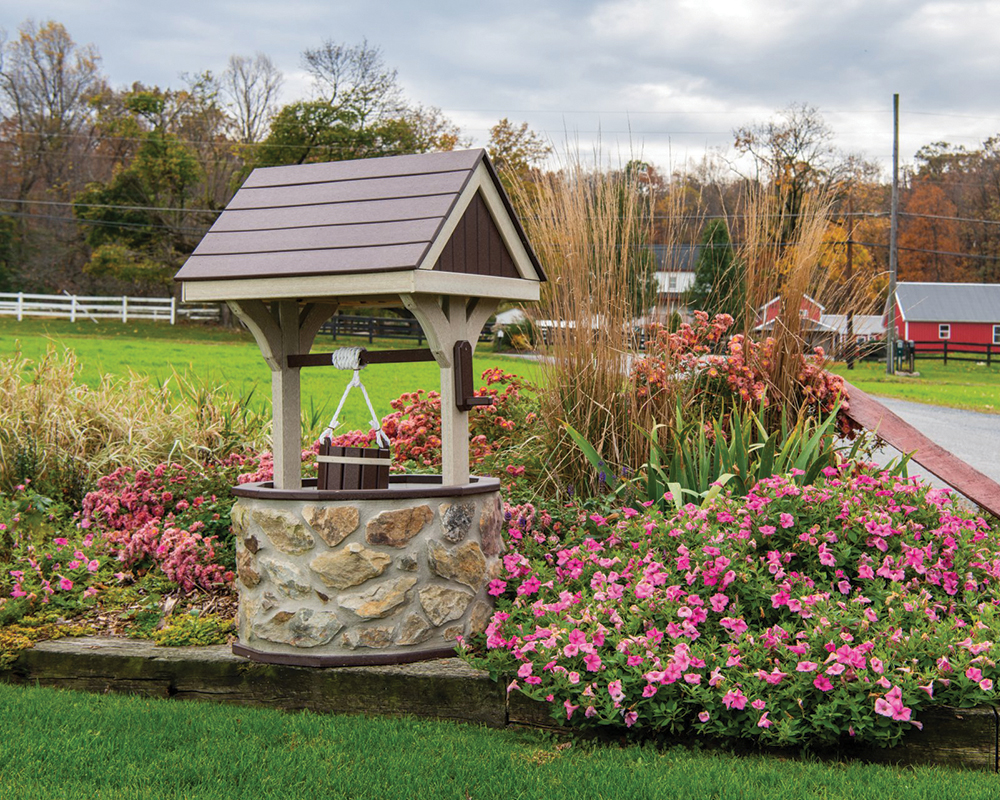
1;19;998;301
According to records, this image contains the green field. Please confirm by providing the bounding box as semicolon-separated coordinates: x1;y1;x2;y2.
829;359;1000;415
0;317;543;436
0;682;994;800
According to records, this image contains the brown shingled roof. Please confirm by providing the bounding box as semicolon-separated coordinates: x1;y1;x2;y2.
175;149;543;284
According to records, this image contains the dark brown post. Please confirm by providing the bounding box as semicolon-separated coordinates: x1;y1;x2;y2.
943;340;948;365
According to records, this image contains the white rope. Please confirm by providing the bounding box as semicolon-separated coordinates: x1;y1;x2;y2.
329;346;365;370
320;365;390;449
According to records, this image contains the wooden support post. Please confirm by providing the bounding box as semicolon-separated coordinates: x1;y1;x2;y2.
402;293;499;486
228;299;338;490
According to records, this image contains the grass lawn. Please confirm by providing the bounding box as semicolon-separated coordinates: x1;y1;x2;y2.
0;683;995;800
0;317;544;436
829;359;1000;415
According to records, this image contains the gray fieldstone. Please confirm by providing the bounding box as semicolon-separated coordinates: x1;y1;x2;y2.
427;540;487;591
310;544;391;590
442;625;464;643
340;577;417;620
479;496;504;557
252;509;314;555
243;534;260;554
260;591;279;611
342;626;395;649
396;554;419;572
259;558;311;599
418;585;473;627
469;601;493;634
366;505;433;548
439;501;475;543
252;609;342;648
236;548;260;589
230;503;250;537
396;613;433;646
303;504;359;547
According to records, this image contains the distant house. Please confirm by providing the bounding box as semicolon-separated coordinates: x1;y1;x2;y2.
754;294;839;352
648;244;700;319
888;282;1000;347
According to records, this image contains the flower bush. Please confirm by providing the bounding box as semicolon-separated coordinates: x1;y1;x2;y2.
1;485;108;612
632;311;860;438
80;460;245;593
463;464;1000;747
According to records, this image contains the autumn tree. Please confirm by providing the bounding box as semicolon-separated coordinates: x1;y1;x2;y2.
74;89;209;290
734;103;848;234
0;20;104;200
898;181;968;282
487;118;551;189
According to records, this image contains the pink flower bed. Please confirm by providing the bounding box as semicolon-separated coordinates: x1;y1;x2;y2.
464;464;1000;747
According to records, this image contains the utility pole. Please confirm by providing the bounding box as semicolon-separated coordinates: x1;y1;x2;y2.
846;197;855;370
886;93;900;376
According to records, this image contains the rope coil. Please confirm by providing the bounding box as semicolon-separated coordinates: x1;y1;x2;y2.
320;348;390;449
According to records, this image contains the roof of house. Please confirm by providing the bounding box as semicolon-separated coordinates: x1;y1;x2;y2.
821;314;885;337
893;282;1000;323
650;244;700;272
174;149;543;300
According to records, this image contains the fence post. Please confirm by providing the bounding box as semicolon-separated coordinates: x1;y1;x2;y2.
170;296;177;325
943;340;947;366
122;296;128;323
16;292;23;321
70;295;77;323
368;317;374;344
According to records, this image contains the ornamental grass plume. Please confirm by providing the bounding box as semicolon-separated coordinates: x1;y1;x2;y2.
0;347;270;500
503;147;672;497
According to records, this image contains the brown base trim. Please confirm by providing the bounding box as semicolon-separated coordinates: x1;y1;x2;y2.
232;474;501;501
232;642;458;668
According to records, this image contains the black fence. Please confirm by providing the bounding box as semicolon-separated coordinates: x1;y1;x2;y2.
319;314;495;345
906;340;998;368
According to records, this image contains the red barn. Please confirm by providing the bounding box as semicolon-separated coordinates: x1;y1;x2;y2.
889;282;1000;351
759;294;824;325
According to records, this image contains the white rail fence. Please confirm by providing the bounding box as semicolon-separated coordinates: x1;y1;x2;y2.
0;292;220;324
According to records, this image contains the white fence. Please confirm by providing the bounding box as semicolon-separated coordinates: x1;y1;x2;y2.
0;292;220;324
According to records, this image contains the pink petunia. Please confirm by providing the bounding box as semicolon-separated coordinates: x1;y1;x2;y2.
779;513;795;529
813;675;833;691
796;661;818;672
757;712;772;729
698;711;711;723
583;653;603;672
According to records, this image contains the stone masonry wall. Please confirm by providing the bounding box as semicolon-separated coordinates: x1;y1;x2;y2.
229;490;504;661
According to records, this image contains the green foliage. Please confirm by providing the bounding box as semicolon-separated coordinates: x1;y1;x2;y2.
687;219;744;321
153;611;234;646
252;100;434;169
73;87;211;290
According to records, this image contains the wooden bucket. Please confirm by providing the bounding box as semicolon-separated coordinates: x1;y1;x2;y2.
317;442;390;490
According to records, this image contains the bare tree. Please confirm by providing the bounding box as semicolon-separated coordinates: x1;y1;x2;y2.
0;19;105;199
221;52;282;144
301;38;405;127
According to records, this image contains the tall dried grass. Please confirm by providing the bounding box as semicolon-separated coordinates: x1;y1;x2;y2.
0;347;270;500
733;185;877;415
506;152;665;494
507;152;876;497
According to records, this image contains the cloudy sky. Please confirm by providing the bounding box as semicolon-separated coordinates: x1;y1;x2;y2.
6;0;1000;175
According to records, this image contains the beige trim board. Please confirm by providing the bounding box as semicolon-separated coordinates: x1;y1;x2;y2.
182;270;539;304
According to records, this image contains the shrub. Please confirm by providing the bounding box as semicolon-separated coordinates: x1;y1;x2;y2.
464;464;1000;748
0;347;270;501
80;460;246;593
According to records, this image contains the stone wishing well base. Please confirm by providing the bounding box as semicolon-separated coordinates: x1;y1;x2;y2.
230;475;503;666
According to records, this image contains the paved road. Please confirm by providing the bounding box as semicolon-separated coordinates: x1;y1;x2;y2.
864;397;1000;493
